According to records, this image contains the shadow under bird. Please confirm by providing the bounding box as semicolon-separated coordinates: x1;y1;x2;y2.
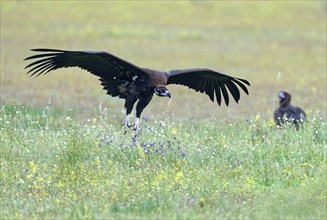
274;91;306;129
24;48;250;136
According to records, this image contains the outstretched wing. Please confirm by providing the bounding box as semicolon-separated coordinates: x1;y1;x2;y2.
167;68;250;106
24;48;148;81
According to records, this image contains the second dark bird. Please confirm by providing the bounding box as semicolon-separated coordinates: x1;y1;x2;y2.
274;91;306;129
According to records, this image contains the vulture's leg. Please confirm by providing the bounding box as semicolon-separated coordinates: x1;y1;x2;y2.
123;98;137;133
133;93;154;136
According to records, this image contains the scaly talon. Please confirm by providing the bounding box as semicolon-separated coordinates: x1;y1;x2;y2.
122;115;140;137
132;118;140;137
122;114;131;134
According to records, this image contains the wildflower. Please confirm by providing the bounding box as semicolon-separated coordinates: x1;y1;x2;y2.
181;152;186;157
199;198;205;207
255;113;260;121
175;172;184;182
15;212;23;217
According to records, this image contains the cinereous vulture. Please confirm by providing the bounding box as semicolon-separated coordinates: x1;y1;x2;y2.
24;49;250;136
274;91;306;129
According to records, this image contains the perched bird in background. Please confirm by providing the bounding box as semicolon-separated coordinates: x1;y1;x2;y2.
24;48;250;136
274;91;306;129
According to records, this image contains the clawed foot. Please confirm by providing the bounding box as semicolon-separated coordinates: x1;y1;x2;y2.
131;118;140;137
122;115;140;137
122;114;131;134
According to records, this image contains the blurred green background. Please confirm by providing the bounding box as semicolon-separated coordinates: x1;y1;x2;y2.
1;1;326;121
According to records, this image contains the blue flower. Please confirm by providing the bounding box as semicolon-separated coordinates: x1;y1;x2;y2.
131;137;137;145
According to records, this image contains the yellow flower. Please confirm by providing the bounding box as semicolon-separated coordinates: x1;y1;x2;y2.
255;113;260;121
137;144;146;159
175;172;184;182
15;212;23;217
176;163;181;172
199;198;205;207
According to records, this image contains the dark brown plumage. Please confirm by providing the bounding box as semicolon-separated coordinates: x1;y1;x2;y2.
24;48;250;136
274;91;306;129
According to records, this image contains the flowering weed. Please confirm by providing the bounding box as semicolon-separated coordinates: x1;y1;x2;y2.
1;104;326;219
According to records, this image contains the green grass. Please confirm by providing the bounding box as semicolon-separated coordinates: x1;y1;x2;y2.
1;1;326;219
0;104;326;219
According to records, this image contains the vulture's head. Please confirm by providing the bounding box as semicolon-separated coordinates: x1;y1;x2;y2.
154;86;171;98
279;91;291;106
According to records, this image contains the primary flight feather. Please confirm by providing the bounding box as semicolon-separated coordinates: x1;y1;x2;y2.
24;48;250;136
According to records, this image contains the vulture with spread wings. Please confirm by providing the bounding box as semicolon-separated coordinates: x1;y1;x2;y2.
24;49;250;136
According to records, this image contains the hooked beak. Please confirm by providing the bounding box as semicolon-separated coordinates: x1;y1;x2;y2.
154;87;171;98
165;92;171;99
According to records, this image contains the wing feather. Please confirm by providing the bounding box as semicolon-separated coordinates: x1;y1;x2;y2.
231;78;249;95
205;79;214;102
220;83;229;106
215;86;222;105
24;48;148;82
167;68;250;106
225;81;240;103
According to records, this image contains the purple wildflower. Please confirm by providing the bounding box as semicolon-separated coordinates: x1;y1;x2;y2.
131;137;137;145
245;117;251;125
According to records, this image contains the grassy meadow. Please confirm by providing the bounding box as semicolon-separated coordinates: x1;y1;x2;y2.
1;1;326;219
